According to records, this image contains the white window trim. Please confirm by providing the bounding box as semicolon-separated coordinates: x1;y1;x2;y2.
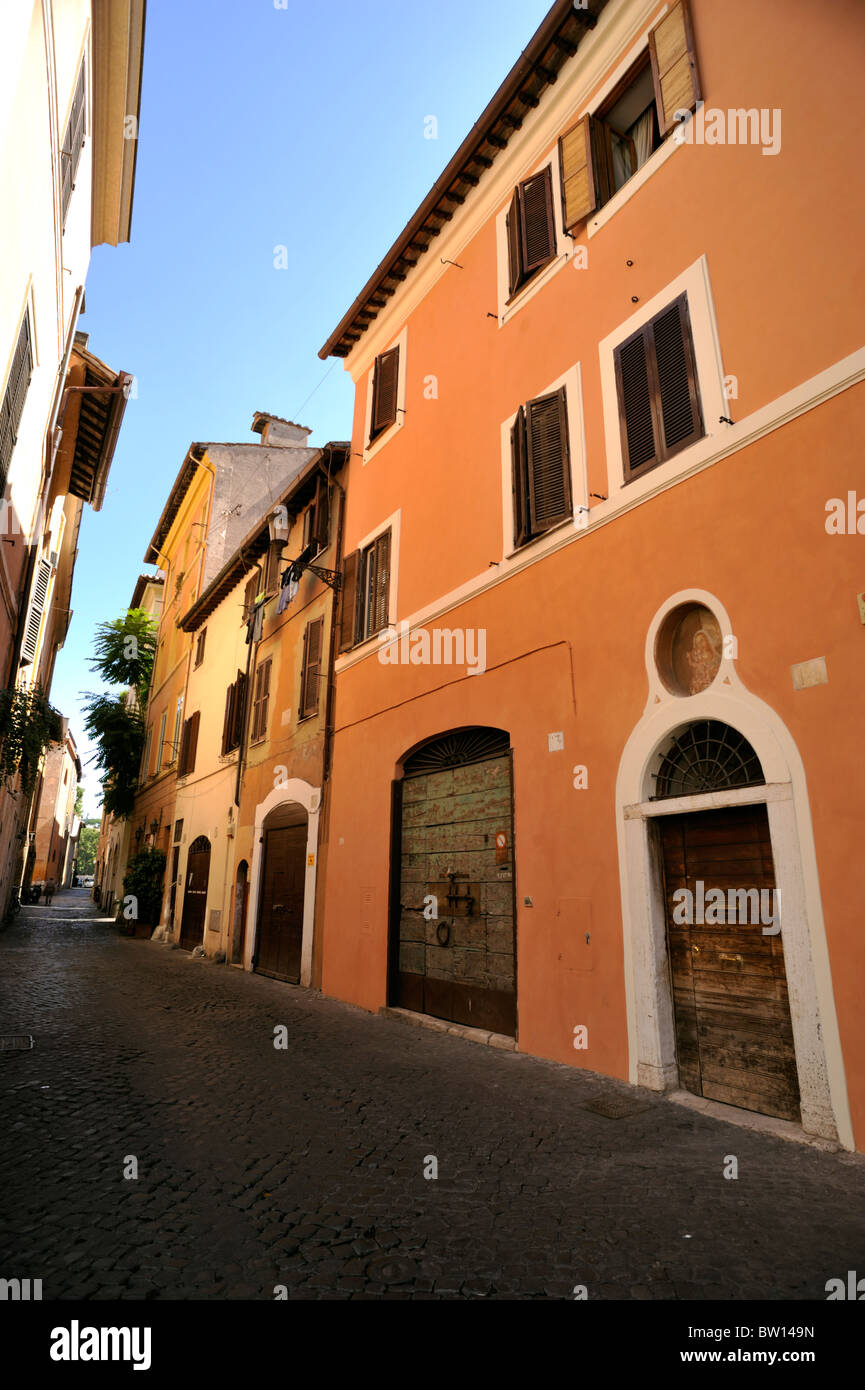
155;711;167;774
499;362;587;561
363;326;408;465
599;255;728;504
495;142;573;326
587;134;681;238
335;509;401;666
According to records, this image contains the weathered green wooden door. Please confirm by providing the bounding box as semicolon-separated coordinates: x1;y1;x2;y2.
394;730;516;1036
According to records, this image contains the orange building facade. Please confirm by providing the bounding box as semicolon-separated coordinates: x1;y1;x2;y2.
317;0;865;1150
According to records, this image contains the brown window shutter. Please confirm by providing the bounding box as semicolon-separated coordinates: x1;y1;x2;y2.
185;711;200;775
298;624;309;717
614;326;661;476
338;549;360;652
264;541;282;593
558;115;599;234
300;617;324;718
615;292;702;479
178;718;190;775
519;166;556;276
526;388;572;532
251;659;271;741
232;670;247;748
648;0;701;136
370;347;400;440
371;530;391;635
243;569;261;621
651;293;703;457
506;187;522;297
510;408;529;549
221;683;235;756
313;475;329;548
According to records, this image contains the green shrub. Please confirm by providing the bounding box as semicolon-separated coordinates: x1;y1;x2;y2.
122;848;166;926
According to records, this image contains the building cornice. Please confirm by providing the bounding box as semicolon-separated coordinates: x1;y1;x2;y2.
91;0;146;247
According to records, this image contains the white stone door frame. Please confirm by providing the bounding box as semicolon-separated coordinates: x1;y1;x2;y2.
244;779;321;988
615;589;853;1149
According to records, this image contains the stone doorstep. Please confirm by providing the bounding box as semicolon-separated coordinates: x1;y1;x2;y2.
665;1089;845;1153
380;1006;516;1052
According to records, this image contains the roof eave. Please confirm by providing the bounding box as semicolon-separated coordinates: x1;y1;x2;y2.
318;0;603;360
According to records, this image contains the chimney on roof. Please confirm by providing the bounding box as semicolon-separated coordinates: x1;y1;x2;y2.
251;412;312;447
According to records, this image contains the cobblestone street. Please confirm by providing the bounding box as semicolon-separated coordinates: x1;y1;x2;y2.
0;889;863;1301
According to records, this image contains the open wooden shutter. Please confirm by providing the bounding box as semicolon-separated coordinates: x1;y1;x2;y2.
232;670;247;748
243;569;260;621
311;474;329;549
338;549;360;652
558;116;598;234
300;616;324;718
510;408;529;548
519;166;556;276
648;0;701;136
506;187;522;296
264;541;283;593
60;59;87;225
178;718;190;776
19;556;53;667
221;683;236;756
651;293;703;457
185;711;200;775
371;530;391;635
614;325;661;477
1;311;33;484
526;388;572;532
371;347;399;439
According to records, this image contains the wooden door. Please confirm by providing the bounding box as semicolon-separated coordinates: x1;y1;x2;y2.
179;837;210;951
230;862;249;965
659;804;800;1121
254;825;306;982
395;750;517;1036
168;846;180;929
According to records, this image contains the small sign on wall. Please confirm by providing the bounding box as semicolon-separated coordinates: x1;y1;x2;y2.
791;657;828;690
495;831;509;865
307;853;315;867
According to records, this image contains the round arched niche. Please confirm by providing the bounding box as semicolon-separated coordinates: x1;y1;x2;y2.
655;602;723;697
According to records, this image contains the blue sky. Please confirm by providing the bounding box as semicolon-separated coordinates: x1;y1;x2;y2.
54;0;552;816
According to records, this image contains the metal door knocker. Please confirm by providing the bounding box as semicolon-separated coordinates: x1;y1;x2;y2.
435;921;451;946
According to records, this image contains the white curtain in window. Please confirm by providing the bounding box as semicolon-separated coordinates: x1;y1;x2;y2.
631;108;654;169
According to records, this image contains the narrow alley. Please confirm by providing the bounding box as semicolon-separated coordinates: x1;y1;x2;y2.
1;889;862;1301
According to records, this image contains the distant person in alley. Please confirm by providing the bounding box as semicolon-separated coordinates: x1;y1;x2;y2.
43;878;56;906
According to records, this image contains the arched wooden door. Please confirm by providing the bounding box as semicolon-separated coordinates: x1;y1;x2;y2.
254;825;306;982
654;722;800;1122
391;728;517;1036
179;835;211;951
231;860;249;965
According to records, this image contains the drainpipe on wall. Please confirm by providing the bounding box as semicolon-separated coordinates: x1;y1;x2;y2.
322;458;345;788
234;616;256;810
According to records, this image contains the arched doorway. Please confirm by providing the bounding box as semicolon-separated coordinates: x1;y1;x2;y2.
651;721;799;1121
254;806;307;982
179;835;211;951
390;727;517;1036
230;860;249;965
616;589;851;1146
